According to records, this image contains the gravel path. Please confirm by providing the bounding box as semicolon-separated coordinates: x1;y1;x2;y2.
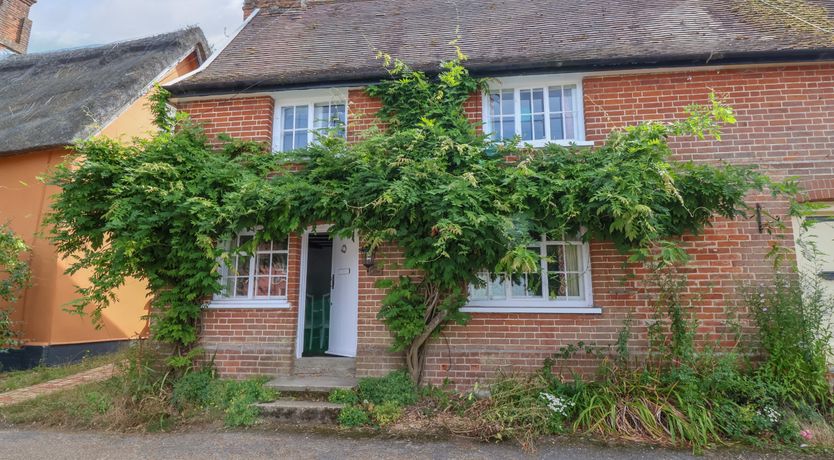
0;427;823;460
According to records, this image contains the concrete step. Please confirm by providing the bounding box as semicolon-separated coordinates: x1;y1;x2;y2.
257;399;344;424
266;375;357;393
293;357;356;378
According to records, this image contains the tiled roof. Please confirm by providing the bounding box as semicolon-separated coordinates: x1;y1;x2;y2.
168;0;834;96
0;28;207;155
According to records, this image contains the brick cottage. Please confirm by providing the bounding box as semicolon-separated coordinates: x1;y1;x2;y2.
166;0;834;389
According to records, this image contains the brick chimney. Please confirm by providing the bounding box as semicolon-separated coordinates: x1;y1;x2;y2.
0;0;36;54
243;0;315;18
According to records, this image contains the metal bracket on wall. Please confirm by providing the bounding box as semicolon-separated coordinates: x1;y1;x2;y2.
756;203;764;233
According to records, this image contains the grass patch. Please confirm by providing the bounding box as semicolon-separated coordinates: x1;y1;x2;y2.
0;347;277;432
0;349;127;393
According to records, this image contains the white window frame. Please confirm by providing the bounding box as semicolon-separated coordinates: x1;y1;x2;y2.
482;74;593;148
208;231;291;309
462;235;598;314
272;88;349;152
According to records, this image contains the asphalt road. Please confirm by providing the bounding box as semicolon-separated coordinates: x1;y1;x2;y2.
0;428;825;460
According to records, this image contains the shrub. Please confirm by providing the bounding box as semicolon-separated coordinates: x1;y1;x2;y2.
747;272;833;410
481;376;560;445
171;369;216;409
0;224;30;349
370;401;403;427
357;370;417;406
338;405;370;427
328;388;359;405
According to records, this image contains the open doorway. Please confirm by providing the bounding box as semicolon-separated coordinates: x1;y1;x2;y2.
298;228;359;358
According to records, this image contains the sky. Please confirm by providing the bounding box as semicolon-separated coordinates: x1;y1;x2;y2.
27;0;246;53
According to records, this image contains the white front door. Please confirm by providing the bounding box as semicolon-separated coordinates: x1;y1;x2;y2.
327;234;359;357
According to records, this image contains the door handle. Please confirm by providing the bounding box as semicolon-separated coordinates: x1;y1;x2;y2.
331;274;335;289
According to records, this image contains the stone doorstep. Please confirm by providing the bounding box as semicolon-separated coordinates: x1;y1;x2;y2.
267;375;357;394
292;357;356;379
257;400;345;424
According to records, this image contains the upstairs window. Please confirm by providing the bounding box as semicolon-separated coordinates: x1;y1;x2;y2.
214;232;290;305
464;234;595;313
484;76;588;147
274;90;347;152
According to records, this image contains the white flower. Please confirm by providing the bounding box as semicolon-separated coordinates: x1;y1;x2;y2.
757;406;780;424
540;392;574;417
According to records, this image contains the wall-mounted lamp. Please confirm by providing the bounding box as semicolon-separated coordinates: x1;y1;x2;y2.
361;246;375;270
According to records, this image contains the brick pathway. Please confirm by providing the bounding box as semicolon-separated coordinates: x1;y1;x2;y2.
0;364;118;407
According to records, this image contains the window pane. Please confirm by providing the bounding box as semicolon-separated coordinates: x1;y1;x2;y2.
333;104;346;128
489;274;506;300
548;87;562;115
566;273;583;298
565;245;581;272
273;239;289;251
550;114;564;140
520;90;532;115
271;254;287;275
282;133;294;151
271;277;287;297
532;89;544;113
546;245;565;272
313;104;328;130
501;90;514;114
294;105;308;129
490;117;500;140
295;130;308;148
548;272;566;298
235;255;251;276
470;273;489;300
490;92;501;116
511;273;542;298
563;86;575;112
534;114;545;140
501;118;514;140
256;254;270;276
255;276;270;296
564;112;575;140
235;277;249;297
282;107;294;130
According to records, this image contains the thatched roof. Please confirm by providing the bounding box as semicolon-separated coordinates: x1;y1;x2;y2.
168;0;834;97
0;28;208;155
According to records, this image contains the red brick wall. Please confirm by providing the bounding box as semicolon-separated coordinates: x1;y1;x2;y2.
0;0;35;54
179;63;834;387
177;96;275;149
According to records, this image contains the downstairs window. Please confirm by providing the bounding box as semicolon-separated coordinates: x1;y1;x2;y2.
464;235;596;313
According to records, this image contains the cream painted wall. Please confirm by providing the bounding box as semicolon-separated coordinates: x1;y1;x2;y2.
0;50;202;346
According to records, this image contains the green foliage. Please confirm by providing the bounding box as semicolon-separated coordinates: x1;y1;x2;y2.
481;376;561;444
747;272;834;410
328;387;359;405
338;405;371;427
47;51;783;381
171;368;215;409
356;370;418;406
0;223;30;303
213;378;277;427
369;401;403;427
0;224;30;349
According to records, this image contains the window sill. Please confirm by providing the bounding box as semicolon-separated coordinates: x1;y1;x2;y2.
205;299;291;309
518;140;594;148
461;305;601;314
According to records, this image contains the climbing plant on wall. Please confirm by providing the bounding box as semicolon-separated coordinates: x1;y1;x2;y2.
47;54;792;380
0;224;30;349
